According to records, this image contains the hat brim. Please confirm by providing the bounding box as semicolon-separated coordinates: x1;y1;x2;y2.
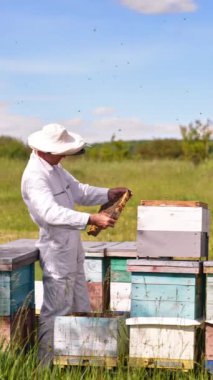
28;130;85;155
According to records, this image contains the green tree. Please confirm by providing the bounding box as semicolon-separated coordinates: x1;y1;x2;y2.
180;119;212;165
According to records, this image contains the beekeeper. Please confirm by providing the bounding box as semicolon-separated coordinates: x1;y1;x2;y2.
21;123;129;364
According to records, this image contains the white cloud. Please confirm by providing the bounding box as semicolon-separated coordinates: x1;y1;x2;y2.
92;107;116;117
0;58;85;75
0;102;181;144
89;116;180;142
118;0;197;14
0;102;43;141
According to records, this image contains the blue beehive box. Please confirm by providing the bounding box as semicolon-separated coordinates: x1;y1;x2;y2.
0;240;39;348
0;264;35;315
127;259;204;319
0;239;39;348
0;240;38;316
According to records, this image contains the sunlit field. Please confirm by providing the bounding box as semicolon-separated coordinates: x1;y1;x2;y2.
1;156;213;252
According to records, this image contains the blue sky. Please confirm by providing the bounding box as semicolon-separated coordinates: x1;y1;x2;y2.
0;0;212;143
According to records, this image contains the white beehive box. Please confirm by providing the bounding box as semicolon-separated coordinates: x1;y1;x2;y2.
126;317;202;370
137;200;209;259
54;312;128;367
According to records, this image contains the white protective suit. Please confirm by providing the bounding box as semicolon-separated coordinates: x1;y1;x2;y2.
21;151;109;363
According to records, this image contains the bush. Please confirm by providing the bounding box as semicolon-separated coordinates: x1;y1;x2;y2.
180;120;213;165
0;136;30;159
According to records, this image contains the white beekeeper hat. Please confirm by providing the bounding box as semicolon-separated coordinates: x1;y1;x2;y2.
28;123;86;155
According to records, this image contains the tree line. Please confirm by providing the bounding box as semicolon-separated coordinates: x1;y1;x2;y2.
0;120;212;165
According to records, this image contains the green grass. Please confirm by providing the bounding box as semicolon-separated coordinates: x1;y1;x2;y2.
0;342;210;380
1;156;213;252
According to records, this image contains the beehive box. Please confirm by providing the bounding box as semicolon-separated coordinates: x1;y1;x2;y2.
128;259;204;319
203;262;213;319
137;200;209;259
83;242;111;312
126;317;202;370
106;242;137;312
205;321;213;374
0;308;36;349
0;241;38;348
0;243;38;316
203;263;213;374
0;264;35;315
54;312;128;367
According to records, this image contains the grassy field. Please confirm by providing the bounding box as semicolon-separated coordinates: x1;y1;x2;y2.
1;156;213;251
0;156;213;379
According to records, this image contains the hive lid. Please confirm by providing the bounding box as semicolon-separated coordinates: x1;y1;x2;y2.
0;244;39;270
106;241;137;257
126;317;201;326
140;200;208;208
83;241;137;257
127;259;202;274
83;241;119;257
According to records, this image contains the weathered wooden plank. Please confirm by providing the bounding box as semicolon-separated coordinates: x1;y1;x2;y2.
128;259;201;268
0;308;36;350
83;254;110;313
110;282;131;312
0;264;35;316
206;304;213;320
129;325;195;359
106;242;137;257
84;259;103;282
11;283;34;311
131;283;195;302
137;205;209;232
206;277;213;284
129;264;203;319
140;200;208;208
130;299;200;319
111;259;128;271
111;270;131;283
205;273;213;319
126;317;200;369
131;273;196;286
83;242;118;257
11;265;34;287
128;357;194;370
137;231;208;259
0;242;39;270
87;282;103;312
206;283;213;303
110;258;131;282
54;314;128;360
54;355;117;368
205;323;213;359
128;266;201;274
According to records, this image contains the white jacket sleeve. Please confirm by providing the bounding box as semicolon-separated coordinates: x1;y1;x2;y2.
63;168;109;206
22;177;90;230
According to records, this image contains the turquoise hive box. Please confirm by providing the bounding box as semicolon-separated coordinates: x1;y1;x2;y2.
0;239;38;348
